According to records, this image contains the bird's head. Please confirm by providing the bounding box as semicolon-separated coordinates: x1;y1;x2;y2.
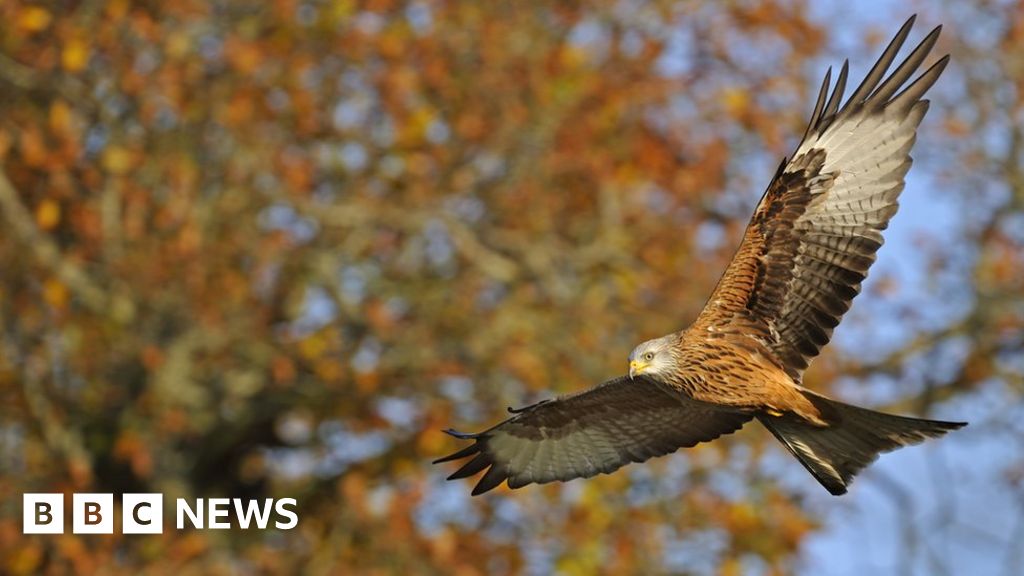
628;335;676;380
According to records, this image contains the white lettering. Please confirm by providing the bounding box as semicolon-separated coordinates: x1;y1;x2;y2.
274;498;298;529
176;498;203;529
233;499;274;529
208;498;231;529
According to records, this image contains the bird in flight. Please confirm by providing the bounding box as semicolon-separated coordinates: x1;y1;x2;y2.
435;16;965;496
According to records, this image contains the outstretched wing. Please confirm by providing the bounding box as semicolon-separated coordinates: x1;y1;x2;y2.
692;16;948;379
434;375;751;495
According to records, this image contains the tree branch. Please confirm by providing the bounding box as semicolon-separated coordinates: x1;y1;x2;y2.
0;167;109;312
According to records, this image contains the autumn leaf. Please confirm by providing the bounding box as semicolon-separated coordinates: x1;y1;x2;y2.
16;6;51;32
35;199;60;230
61;38;90;72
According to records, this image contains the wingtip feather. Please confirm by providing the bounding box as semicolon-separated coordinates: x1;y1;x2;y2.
447;453;491;480
471;465;508;496
867;23;942;106
433;442;481;464
843;15;917;108
901;14;918;34
890;53;949;110
821;60;849;121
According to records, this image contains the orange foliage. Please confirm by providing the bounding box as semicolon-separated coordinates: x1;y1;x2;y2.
0;1;1018;573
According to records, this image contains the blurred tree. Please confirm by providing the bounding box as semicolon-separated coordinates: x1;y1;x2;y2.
0;1;1018;574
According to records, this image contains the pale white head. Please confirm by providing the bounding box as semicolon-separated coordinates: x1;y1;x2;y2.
628;334;676;380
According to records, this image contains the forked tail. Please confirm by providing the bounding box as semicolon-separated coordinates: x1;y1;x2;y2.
758;391;966;495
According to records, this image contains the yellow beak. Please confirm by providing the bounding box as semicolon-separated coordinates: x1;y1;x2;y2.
629;360;647;379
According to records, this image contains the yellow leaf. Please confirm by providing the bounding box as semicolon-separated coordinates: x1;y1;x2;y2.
402;107;434;144
559;45;587;69
61;39;90;72
102;146;132;174
6;541;43;575
49;100;74;135
43;279;68;310
328;0;356;24
417;425;447;455
105;0;130;19
720;557;743;576
17;7;51;32
725;501;759;534
35;199;60;230
723;87;749;116
166;32;191;59
298;333;328;360
314;359;343;382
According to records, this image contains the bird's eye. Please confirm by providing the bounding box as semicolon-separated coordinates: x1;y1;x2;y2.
643;352;654;361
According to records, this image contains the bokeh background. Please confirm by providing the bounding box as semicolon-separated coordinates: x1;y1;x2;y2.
0;0;1021;574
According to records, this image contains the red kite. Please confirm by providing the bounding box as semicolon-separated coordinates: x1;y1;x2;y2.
436;16;965;496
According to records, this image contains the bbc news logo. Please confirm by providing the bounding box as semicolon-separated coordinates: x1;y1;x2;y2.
23;493;298;534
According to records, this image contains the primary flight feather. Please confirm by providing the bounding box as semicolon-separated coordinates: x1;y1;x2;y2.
435;15;965;496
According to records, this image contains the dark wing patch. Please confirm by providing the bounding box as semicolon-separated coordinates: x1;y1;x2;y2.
693;16;948;379
434;375;752;495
